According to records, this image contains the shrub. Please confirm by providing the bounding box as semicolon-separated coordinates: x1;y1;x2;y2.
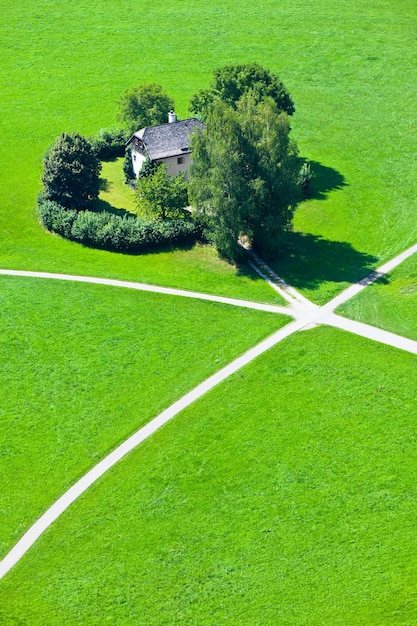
298;161;314;198
37;196;200;253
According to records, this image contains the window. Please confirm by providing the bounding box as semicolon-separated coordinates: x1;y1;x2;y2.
177;157;185;165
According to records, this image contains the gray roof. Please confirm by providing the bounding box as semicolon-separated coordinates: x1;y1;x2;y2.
129;118;204;160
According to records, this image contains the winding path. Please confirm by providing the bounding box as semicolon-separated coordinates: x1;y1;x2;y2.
0;241;416;579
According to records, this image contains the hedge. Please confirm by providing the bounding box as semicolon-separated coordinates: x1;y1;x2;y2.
38;198;201;253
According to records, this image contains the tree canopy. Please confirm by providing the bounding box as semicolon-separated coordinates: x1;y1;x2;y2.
117;83;174;134
41;133;101;210
136;163;189;221
190;63;295;121
189;94;301;262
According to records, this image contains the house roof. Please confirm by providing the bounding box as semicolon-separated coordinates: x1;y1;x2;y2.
128;118;204;160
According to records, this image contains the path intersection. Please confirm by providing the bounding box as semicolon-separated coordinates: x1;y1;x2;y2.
0;241;416;578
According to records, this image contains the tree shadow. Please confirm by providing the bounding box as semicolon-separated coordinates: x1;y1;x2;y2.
306;160;348;201
91;198;134;218
268;232;387;290
99;177;111;192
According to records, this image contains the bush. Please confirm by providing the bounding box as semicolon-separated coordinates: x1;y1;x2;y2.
37;196;200;253
298;161;314;198
89;128;128;160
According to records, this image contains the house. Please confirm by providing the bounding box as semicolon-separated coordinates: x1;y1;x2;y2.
127;111;204;179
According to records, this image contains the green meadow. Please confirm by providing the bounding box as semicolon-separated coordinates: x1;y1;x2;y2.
339;254;417;340
0;276;285;559
2;329;417;625
1;0;417;623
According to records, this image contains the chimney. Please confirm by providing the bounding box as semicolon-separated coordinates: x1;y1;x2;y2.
168;110;177;124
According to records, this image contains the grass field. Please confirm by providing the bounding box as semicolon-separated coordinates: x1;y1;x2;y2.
1;0;416;300
0;276;286;560
338;254;417;340
1;328;417;624
1;0;417;622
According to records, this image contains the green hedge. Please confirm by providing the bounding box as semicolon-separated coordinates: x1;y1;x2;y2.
38;198;201;253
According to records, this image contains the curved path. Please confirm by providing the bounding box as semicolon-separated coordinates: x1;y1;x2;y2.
0;241;416;579
0;269;293;317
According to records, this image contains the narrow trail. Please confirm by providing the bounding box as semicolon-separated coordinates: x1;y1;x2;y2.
0;240;416;580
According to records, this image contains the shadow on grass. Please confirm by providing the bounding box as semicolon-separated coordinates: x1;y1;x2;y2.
269;232;387;290
307;160;348;201
99;177;111;192
91;198;135;218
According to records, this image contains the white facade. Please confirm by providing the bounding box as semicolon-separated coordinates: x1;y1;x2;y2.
131;148;192;179
131;149;147;177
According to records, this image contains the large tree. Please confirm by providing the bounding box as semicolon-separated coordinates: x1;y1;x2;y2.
189;94;301;261
117;83;174;134
190;63;295;121
41;133;101;210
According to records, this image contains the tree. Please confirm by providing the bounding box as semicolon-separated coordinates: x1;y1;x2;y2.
188;102;253;262
136;163;189;221
188;94;301;262
190;63;295;121
117;83;174;134
41;133;101;210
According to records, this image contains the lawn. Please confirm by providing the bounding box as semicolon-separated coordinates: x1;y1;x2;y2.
94;158;137;217
0;275;287;560
338;253;417;341
1;328;417;624
1;0;416;302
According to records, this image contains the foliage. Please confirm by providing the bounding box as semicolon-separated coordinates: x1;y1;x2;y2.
37;196;200;252
89;128;128;160
41;133;102;210
138;156;158;179
189;94;301;262
123;147;136;185
136;163;189;221
117;83;174;133
190;63;295;121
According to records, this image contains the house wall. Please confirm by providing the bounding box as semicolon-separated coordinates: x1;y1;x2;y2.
131;149;147;177
162;153;192;178
131;151;192;179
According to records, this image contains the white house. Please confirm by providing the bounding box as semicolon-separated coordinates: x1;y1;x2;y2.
126;112;204;179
